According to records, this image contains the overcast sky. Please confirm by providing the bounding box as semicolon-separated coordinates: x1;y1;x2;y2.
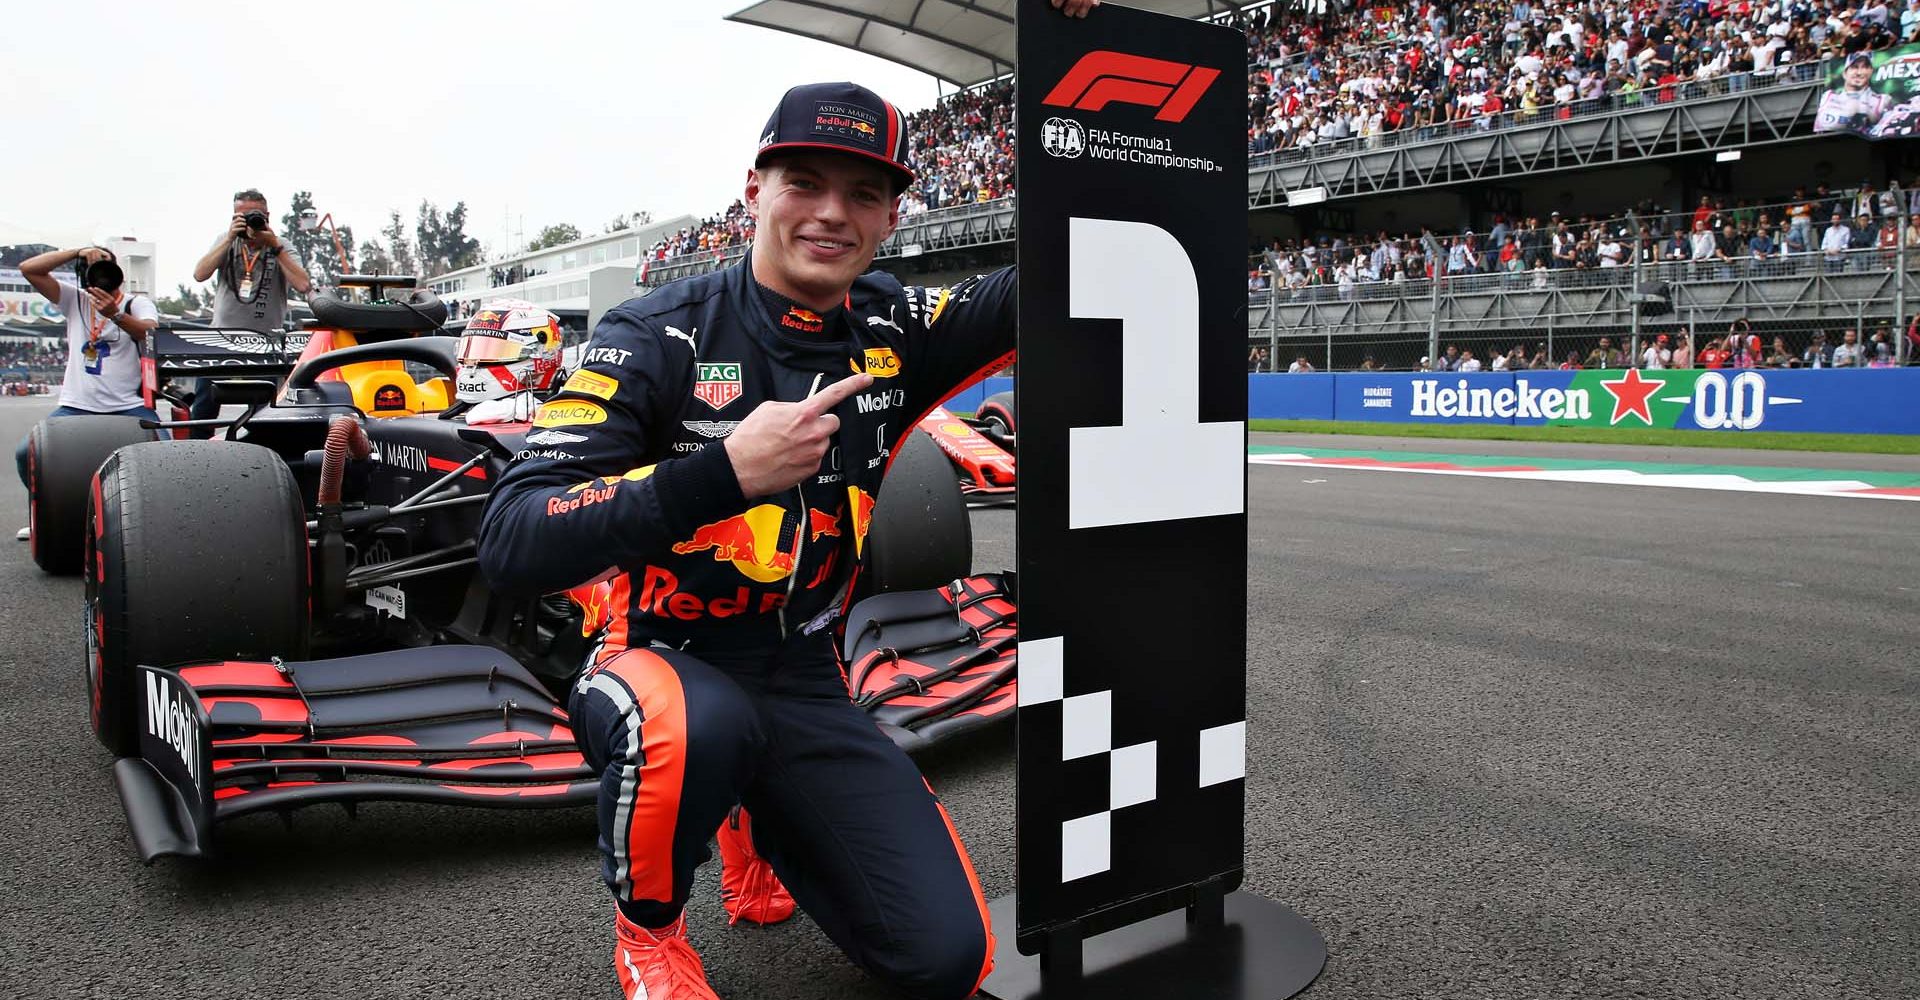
1;0;943;291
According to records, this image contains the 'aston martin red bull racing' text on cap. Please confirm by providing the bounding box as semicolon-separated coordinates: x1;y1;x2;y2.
755;81;914;192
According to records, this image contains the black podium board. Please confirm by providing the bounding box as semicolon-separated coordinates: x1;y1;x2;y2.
986;3;1325;997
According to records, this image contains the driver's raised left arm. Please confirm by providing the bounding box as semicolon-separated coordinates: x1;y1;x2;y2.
897;266;1017;418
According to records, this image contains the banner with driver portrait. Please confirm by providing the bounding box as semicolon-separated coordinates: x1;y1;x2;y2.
1014;0;1249;956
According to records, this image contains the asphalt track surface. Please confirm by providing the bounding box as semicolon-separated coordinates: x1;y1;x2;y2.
0;395;1914;1000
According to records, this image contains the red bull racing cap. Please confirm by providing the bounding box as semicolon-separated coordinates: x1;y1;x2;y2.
755;81;915;193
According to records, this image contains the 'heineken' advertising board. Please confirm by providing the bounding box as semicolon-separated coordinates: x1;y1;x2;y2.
1244;368;1920;435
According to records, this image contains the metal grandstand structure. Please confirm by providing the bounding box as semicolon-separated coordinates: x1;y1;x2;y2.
1250;71;1828;208
666;9;1893;354
1248;250;1918;369
725;0;1265;86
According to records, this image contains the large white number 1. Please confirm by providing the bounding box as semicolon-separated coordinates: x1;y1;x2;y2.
1067;217;1245;529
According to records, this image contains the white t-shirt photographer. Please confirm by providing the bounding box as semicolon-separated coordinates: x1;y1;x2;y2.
54;278;156;412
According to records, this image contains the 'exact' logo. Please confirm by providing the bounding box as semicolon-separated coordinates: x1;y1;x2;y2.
1042;51;1222;123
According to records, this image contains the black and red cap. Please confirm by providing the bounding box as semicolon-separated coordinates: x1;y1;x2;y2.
755;82;914;192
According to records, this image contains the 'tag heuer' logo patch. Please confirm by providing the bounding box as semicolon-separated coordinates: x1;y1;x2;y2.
693;362;744;410
1042;50;1221;123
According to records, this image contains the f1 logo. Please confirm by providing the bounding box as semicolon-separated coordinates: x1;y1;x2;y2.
1041;50;1222;123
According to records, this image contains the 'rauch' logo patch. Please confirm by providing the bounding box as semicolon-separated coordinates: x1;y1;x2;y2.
694;362;744;410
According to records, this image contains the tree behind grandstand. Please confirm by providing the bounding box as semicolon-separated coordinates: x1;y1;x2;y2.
524;223;583;252
281;191;355;288
415;201;481;278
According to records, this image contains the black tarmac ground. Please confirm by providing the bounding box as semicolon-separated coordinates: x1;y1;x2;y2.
0;396;1914;999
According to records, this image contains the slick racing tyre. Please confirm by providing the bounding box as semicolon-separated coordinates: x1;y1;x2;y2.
87;441;309;756
28;416;153;575
866;429;972;596
977;390;1015;438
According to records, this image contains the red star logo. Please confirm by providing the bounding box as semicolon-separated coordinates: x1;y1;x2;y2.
1599;368;1664;425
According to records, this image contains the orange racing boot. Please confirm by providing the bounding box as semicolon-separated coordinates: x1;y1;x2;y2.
614;910;720;1000
716;806;796;926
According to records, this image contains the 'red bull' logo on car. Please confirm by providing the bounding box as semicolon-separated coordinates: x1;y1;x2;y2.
372;384;407;411
671;504;796;583
1042;50;1221;123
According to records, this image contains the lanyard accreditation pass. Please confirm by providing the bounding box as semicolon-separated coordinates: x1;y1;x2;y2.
237;244;263;300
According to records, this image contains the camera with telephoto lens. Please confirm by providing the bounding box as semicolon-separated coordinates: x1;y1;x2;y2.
73;248;124;293
243;210;269;231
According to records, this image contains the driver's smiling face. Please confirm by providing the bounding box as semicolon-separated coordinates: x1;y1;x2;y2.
747;151;899;312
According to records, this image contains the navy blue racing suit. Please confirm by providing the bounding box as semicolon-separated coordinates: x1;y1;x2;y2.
477;258;1013;999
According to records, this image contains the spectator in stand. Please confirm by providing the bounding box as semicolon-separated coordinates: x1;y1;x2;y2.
1457;349;1482;372
1642;334;1670;369
1560;350;1582;369
1699;335;1730;368
1670;334;1694;369
1767;336;1798;368
1584;336;1622;368
1437;343;1461;371
1748;221;1779;274
1288;354;1315;373
1821;212;1853;271
1832;327;1868;366
1690;218;1718;277
1849;211;1879;270
1804;329;1835;367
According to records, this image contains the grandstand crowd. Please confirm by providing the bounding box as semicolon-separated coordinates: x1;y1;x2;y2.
1242;0;1912;156
644;0;1912;264
1252;185;1920;297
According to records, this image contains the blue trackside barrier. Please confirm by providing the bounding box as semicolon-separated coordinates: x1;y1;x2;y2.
1248;369;1920;436
943;375;1013;415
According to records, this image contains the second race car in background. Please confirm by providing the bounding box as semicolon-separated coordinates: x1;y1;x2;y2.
916;389;1015;504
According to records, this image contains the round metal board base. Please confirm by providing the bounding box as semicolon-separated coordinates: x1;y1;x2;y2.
978;891;1326;1000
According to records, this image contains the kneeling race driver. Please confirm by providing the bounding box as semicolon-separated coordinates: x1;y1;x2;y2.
479;15;1094;994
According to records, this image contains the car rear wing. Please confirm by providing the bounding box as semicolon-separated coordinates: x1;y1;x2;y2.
147;325;314;380
113;646;596;863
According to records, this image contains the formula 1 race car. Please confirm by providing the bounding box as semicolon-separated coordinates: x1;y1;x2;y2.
75;300;1016;861
24;275;445;575
915;389;1016;504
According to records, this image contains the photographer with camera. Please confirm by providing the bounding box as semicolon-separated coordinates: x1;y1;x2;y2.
11;245;159;537
193;189;312;332
184;189;313;436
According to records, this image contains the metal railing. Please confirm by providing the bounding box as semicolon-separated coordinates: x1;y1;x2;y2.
1247;246;1919;372
1249;62;1827;167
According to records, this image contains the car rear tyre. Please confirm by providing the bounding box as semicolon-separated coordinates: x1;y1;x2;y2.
87;441;309;756
866;429;973;595
28;416;153;575
977;390;1015;437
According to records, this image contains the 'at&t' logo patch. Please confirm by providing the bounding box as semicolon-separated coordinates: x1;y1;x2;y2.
694;362;744;410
